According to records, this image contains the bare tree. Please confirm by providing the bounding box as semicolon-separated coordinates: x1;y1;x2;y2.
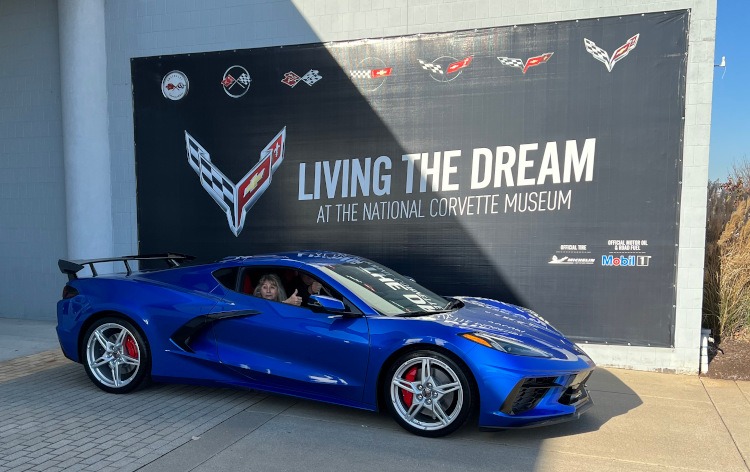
729;155;750;194
703;159;750;340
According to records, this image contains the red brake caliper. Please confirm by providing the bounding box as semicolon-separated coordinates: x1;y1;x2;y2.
123;335;139;359
401;366;418;407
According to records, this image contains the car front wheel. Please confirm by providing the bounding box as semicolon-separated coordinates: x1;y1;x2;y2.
81;317;151;394
385;350;473;437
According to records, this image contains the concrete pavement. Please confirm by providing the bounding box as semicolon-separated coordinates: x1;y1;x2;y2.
0;317;59;362
0;316;748;472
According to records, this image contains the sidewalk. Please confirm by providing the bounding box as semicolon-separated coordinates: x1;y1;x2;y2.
0;317;59;362
0;317;748;472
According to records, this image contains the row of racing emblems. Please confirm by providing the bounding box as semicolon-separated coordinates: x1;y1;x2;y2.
160;33;639;101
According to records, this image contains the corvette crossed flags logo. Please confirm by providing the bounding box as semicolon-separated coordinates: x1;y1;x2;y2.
497;53;554;74
185;128;286;237
584;34;640;72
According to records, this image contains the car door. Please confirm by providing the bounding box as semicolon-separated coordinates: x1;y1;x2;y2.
211;269;371;405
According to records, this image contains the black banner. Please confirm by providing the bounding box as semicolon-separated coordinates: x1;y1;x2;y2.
132;11;688;347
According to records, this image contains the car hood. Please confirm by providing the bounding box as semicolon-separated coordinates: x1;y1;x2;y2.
431;297;588;360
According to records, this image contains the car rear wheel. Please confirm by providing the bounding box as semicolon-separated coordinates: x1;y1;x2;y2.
81;317;151;394
385;350;473;437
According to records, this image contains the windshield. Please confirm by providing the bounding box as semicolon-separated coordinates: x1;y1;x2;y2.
315;259;449;316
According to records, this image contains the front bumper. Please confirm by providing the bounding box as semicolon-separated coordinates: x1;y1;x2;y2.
476;364;596;429
480;396;593;430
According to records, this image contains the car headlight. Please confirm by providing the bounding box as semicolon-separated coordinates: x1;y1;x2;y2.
460;332;552;358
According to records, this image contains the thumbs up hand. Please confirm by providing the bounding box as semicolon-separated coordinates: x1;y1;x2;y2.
284;289;302;306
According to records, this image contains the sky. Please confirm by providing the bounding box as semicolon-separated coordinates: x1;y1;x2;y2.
708;0;749;181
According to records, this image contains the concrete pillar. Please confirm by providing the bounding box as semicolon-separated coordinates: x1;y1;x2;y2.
58;0;113;262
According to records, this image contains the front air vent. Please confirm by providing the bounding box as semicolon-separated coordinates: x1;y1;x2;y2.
559;371;593;406
500;377;560;415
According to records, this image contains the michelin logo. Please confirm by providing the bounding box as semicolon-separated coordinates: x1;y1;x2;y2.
549;255;595;265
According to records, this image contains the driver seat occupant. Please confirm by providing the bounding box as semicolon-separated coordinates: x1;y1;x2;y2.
253;273;302;306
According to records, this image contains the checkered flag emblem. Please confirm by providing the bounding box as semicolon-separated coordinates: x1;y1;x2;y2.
497;57;525;69
497;53;554;74
350;70;370;79
186;135;235;216
584;34;639;72
237;73;252;86
301;69;322;86
583;39;611;69
418;59;443;74
350;68;392;80
283;70;322;87
185;127;287;236
222;66;252;98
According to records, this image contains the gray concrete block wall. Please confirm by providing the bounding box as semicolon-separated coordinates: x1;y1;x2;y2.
104;0;323;258
0;0;66;319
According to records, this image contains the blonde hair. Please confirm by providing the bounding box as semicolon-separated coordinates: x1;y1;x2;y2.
253;274;288;301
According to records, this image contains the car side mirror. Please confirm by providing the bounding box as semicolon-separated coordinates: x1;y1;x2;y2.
309;295;346;313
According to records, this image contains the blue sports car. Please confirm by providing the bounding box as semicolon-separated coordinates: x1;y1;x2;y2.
56;251;595;437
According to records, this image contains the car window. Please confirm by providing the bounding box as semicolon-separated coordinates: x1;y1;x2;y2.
212;267;239;290
314;260;447;316
214;265;358;314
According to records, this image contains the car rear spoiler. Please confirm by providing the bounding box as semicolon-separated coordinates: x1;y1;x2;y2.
58;253;195;280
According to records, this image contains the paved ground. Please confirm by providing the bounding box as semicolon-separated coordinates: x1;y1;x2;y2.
0;317;748;472
0;318;60;362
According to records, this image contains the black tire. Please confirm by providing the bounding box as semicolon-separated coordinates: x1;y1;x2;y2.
80;317;151;394
383;350;473;437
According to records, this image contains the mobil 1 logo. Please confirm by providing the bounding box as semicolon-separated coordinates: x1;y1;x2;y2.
601;255;652;267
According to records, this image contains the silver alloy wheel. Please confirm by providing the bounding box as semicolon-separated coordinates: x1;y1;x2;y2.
86;322;141;389
390;356;464;431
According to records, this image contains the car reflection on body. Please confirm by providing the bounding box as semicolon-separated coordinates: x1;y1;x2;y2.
56;251;595;437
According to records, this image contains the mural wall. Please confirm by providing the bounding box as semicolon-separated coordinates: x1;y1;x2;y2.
132;11;688;346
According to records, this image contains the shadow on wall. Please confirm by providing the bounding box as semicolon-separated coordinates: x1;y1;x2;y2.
133;4;527;308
